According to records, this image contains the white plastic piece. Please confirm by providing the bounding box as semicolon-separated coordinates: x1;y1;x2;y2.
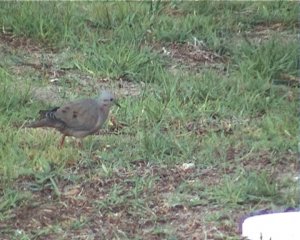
242;212;300;240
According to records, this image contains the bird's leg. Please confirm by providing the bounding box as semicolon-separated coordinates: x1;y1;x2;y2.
75;139;83;148
59;135;66;148
78;140;83;148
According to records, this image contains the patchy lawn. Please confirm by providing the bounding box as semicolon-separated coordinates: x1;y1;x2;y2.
0;2;299;240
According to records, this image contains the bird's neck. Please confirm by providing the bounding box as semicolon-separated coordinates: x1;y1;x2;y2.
99;105;110;117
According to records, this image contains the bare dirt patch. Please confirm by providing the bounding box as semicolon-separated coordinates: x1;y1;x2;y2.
246;22;299;42
0;33;143;103
153;41;229;75
2;163;239;239
4;150;296;239
0;32;54;53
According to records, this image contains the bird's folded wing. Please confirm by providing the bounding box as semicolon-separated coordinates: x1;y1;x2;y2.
54;99;99;131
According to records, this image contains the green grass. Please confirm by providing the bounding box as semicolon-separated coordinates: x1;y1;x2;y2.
0;2;299;239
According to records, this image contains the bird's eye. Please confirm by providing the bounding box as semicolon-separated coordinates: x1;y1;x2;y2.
110;98;113;101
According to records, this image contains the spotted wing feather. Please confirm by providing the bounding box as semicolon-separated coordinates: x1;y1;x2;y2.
54;99;99;131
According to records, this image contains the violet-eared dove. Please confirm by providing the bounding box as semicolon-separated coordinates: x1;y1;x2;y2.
26;90;119;147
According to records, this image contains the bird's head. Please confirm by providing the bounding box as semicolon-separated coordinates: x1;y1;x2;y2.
98;90;120;108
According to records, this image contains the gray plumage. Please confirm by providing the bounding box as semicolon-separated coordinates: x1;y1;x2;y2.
26;90;118;147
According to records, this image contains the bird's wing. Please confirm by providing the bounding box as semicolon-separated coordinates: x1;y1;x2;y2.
54;99;99;131
25;107;63;128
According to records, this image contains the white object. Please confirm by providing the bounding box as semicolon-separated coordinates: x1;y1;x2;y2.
242;212;300;240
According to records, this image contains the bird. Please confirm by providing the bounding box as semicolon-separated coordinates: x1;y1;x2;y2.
25;90;120;148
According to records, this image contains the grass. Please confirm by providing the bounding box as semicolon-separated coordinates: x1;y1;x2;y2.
0;2;299;239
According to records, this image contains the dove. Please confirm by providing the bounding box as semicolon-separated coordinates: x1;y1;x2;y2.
26;90;119;147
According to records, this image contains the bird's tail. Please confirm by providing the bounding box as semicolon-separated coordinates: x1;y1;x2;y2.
24;119;55;128
24;107;61;129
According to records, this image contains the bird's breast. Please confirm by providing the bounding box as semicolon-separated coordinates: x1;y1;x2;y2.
94;111;109;131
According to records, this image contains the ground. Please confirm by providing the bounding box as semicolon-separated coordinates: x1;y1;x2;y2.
0;2;299;240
